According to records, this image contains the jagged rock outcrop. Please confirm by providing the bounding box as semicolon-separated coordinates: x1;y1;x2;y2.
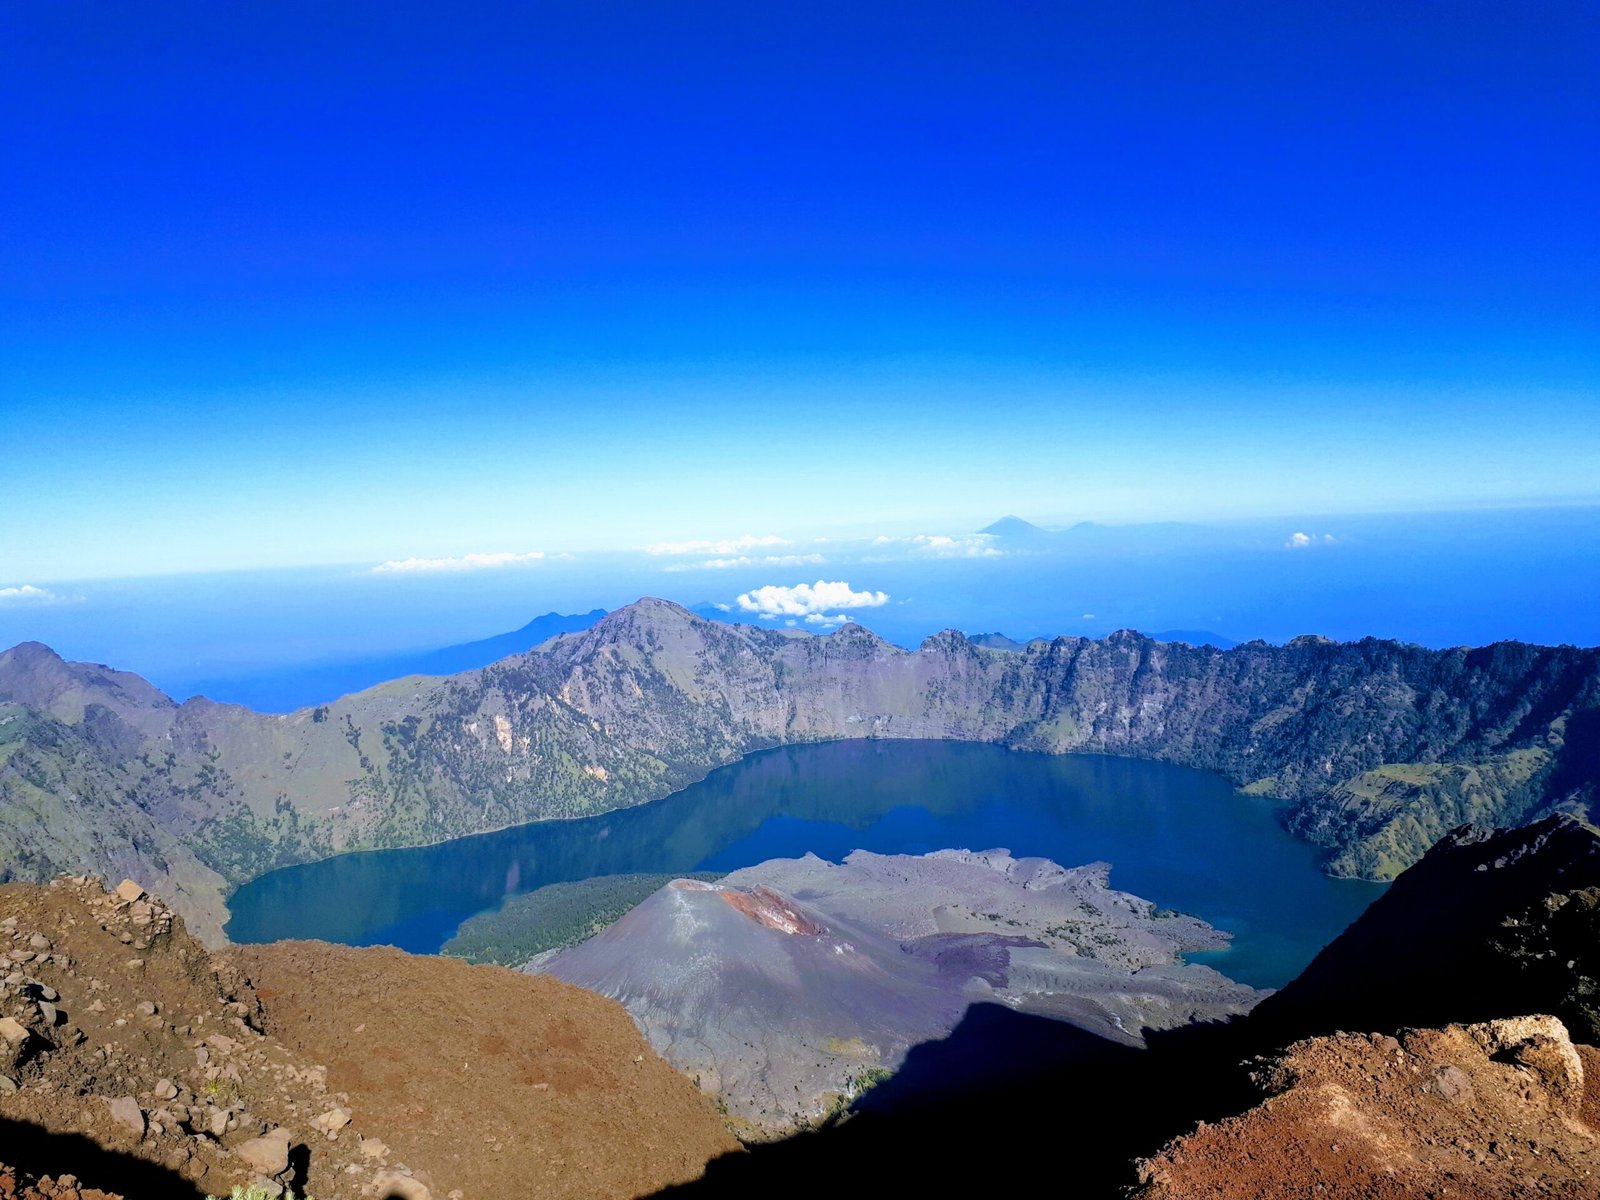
4;601;1598;936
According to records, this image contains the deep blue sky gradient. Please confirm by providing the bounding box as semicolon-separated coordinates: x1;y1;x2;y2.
3;2;1597;581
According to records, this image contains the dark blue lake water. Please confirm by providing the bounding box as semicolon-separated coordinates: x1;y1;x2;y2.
226;741;1385;989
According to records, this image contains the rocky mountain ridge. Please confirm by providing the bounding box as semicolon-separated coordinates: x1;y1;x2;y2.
3;599;1598;939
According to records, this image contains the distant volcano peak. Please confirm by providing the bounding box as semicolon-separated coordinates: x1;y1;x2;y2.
978;515;1048;537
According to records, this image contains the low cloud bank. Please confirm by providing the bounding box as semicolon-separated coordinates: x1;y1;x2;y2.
372;550;547;573
664;553;825;573
870;533;1001;559
0;584;76;606
647;534;789;556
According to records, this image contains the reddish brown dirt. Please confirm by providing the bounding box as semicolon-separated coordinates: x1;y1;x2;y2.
230;940;741;1200
713;886;824;935
1134;1017;1600;1199
0;877;738;1200
0;875;366;1199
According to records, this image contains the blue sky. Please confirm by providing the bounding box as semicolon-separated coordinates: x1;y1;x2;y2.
4;2;1598;585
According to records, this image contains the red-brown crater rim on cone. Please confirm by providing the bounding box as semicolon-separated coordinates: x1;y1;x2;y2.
717;885;827;935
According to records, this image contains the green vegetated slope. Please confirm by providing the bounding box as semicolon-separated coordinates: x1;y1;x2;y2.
2;599;1598;941
443;872;722;965
0;703;232;943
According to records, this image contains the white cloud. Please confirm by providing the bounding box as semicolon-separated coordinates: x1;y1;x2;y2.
663;552;825;573
0;584;78;606
1081;613;1096;620
870;533;1002;559
1285;532;1339;550
735;580;889;627
646;534;790;556
372;550;547;574
803;612;854;627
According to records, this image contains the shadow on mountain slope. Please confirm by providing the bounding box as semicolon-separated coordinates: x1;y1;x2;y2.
1251;814;1600;1045
648;1004;1260;1198
0;1118;205;1200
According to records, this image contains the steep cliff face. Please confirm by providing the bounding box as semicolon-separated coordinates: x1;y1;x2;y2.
2;602;1598;938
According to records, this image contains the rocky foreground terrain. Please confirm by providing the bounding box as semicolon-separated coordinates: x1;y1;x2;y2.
1133;1016;1600;1199
0;876;735;1200
0;1164;120;1200
534;848;1260;1136
4;599;1598;940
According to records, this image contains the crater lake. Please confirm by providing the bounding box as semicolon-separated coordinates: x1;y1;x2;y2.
225;740;1385;989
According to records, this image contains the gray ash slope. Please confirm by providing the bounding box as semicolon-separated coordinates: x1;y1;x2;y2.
532;848;1260;1136
3;598;1599;940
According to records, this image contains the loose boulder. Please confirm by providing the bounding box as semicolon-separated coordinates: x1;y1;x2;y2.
105;1096;145;1139
235;1127;294;1177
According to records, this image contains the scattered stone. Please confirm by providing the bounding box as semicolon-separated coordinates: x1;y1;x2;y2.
105;1095;146;1138
360;1136;390;1160
234;1127;293;1177
0;1017;29;1046
154;1078;179;1100
135;1000;158;1017
1430;1063;1475;1104
313;1106;353;1133
114;880;146;903
27;934;50;952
